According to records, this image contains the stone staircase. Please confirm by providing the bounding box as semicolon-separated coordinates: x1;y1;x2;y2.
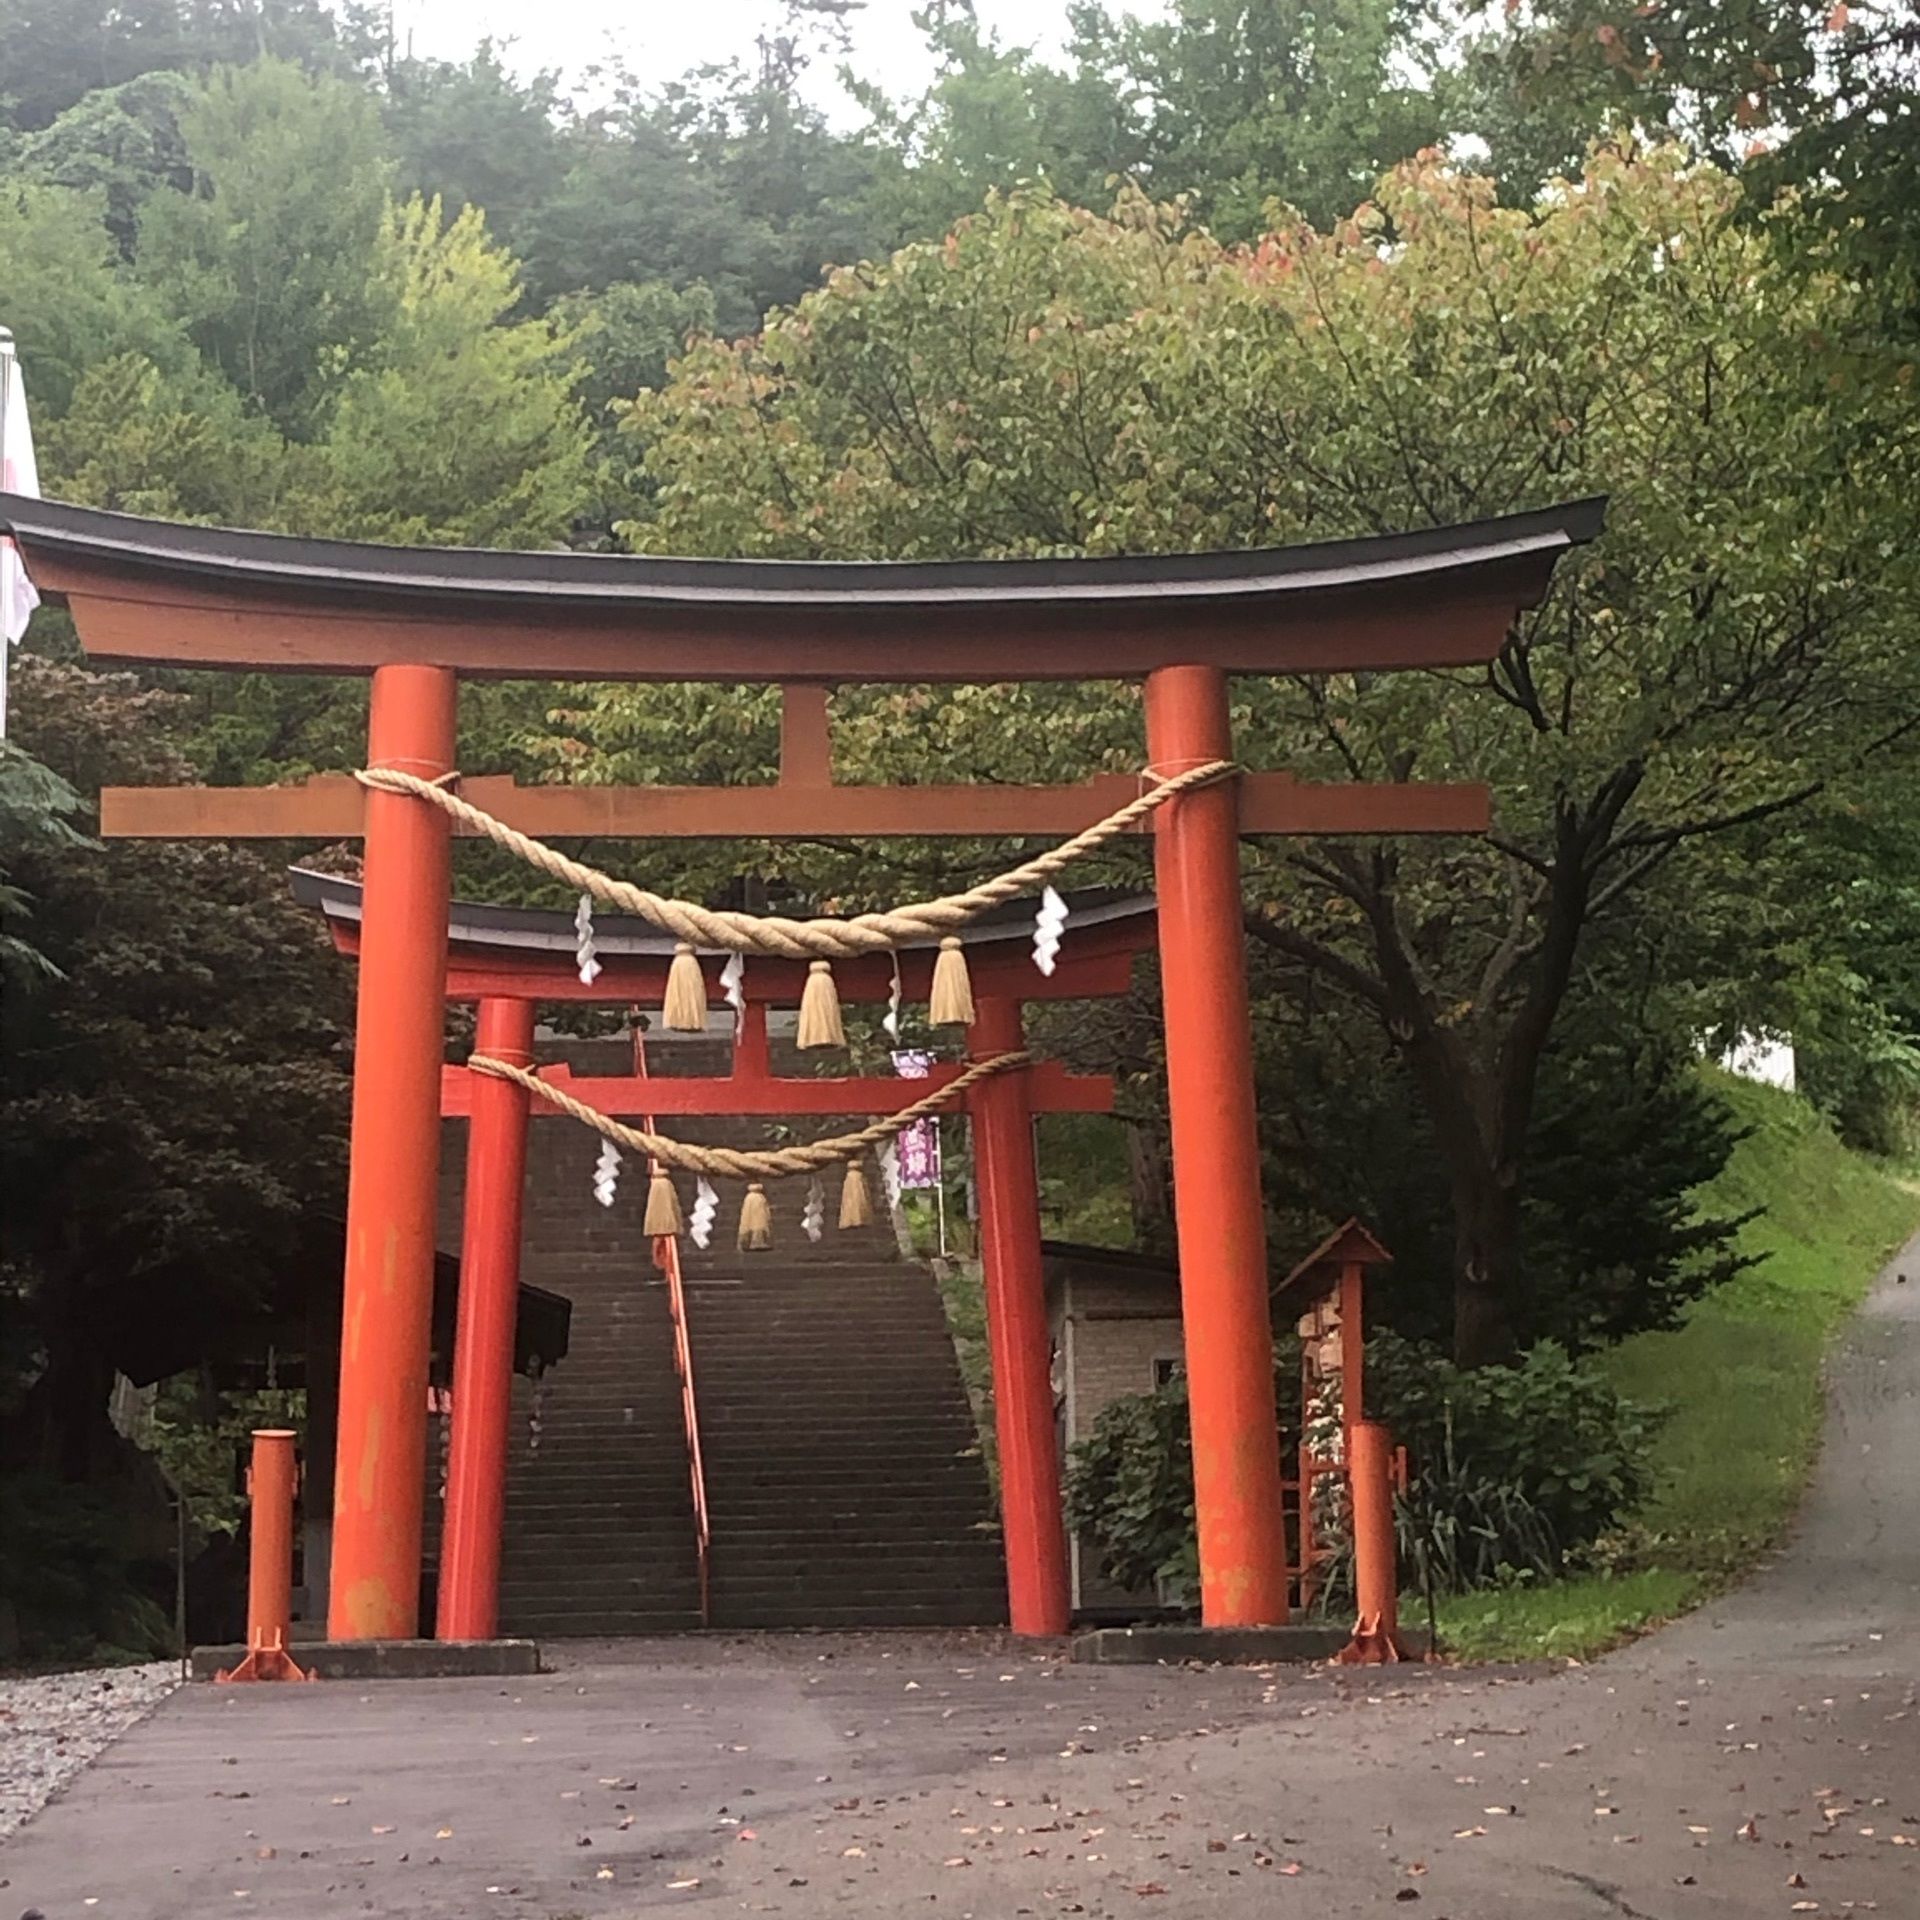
436;1032;1007;1637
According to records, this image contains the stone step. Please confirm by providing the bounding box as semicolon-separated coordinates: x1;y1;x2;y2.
438;1081;1003;1635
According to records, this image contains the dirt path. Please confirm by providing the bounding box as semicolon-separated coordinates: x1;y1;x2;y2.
2;1234;1913;1920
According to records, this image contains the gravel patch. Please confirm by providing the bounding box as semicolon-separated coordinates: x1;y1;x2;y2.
0;1662;182;1841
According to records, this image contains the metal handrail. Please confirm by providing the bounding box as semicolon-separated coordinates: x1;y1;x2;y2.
633;1021;712;1626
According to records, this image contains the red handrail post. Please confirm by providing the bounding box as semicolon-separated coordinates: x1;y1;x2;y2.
1335;1419;1408;1665
215;1430;315;1683
634;1025;712;1626
438;995;536;1641
968;995;1071;1636
660;1231;712;1625
1144;664;1290;1627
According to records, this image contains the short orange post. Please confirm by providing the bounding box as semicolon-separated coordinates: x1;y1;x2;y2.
215;1429;315;1683
1144;663;1291;1627
1335;1419;1408;1665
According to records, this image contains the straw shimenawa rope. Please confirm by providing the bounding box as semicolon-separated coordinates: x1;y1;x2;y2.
468;1048;1030;1180
355;759;1234;961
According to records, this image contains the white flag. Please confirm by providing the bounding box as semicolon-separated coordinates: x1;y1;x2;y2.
1;349;43;736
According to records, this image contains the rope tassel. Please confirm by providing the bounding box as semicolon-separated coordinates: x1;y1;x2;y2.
644;1164;685;1237
737;1181;773;1251
839;1160;874;1230
796;958;846;1049
929;936;975;1027
662;943;708;1032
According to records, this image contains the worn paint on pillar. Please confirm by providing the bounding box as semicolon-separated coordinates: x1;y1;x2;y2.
968;995;1072;1636
1144;663;1291;1627
437;996;536;1642
329;663;457;1641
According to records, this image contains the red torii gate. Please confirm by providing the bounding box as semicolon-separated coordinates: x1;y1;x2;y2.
301;870;1155;1637
1;490;1602;1643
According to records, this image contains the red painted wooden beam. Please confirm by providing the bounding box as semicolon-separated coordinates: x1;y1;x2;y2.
99;770;1490;841
438;1059;1115;1118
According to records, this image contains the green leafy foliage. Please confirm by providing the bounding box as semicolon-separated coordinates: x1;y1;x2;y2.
0;1473;174;1665
0;735;91;979
137;59;394;436
1368;1329;1659;1591
1066;1327;1653;1604
1064;1371;1206;1599
615;148;1918;1359
0;663;351;1480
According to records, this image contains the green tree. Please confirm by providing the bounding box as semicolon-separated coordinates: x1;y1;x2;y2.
12;69;192;252
1456;1;1920;321
308;194;594;547
864;0;1440;243
385;43;572;274
0;660;351;1479
0;735;90;978
136;58;393;435
0;180;192;414
40;349;292;523
550;278;721;539
605;152;1919;1362
0;0;381;134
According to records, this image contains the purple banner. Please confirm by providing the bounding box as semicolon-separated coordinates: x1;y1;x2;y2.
891;1050;944;1190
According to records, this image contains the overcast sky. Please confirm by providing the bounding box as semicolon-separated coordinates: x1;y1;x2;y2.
391;1;1091;109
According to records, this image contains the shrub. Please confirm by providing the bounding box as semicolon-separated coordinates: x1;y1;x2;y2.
0;1473;175;1667
1064;1333;1655;1604
1369;1330;1660;1592
1064;1375;1202;1600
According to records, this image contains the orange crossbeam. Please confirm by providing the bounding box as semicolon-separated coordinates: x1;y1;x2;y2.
99;771;1489;840
438;1058;1115;1118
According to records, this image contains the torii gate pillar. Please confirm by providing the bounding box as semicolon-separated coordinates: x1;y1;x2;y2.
437;994;536;1642
1145;664;1290;1627
329;664;457;1641
968;995;1071;1636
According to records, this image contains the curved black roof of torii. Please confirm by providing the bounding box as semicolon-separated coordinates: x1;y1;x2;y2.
1;493;1604;610
289;867;1154;958
0;492;1605;682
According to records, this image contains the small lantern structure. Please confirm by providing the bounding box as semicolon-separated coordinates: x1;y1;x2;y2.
1274;1220;1412;1660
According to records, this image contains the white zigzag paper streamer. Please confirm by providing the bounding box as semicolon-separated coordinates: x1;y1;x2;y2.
574;894;603;986
689;1177;719;1250
802;1176;826;1243
591;1139;621;1207
883;953;903;1042
1032;884;1069;977
720;951;746;1018
877;1138;904;1211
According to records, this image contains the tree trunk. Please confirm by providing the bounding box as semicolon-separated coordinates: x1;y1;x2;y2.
1448;1163;1524;1367
1124;1119;1174;1251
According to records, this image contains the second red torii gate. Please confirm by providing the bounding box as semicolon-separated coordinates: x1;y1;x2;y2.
299;870;1154;1637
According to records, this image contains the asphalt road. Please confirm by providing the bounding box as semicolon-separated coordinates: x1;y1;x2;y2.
2;1231;1913;1920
